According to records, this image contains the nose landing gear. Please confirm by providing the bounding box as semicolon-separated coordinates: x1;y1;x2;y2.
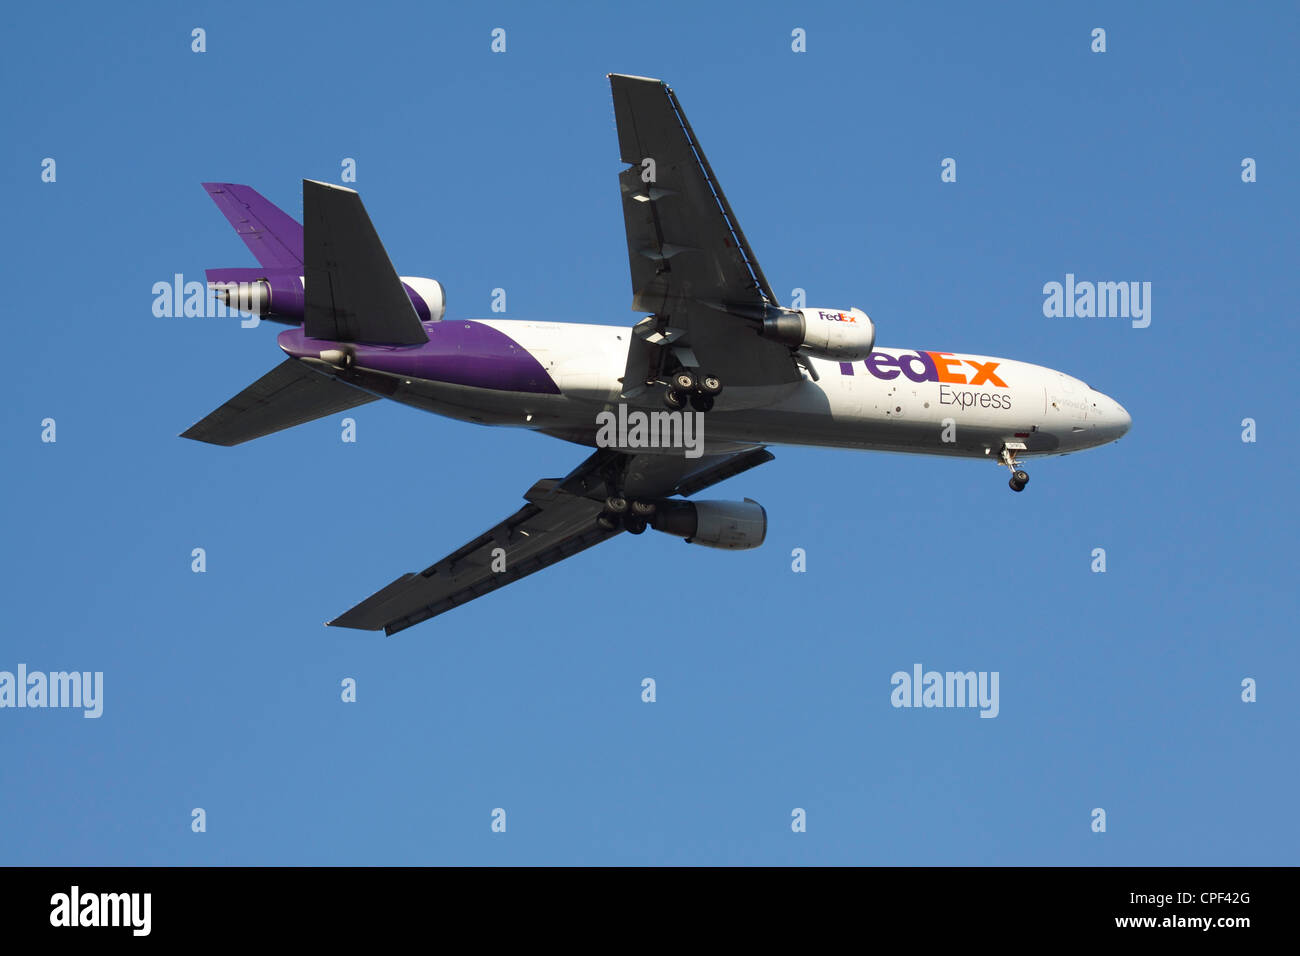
999;444;1030;493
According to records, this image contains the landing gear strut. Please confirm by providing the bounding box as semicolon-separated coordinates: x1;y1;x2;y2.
999;445;1030;493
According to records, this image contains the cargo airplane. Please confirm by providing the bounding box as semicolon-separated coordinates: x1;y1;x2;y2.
183;74;1131;634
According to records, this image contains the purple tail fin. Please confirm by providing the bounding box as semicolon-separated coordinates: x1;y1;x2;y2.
202;183;303;269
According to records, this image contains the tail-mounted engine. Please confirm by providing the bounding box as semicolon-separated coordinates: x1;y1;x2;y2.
207;272;446;325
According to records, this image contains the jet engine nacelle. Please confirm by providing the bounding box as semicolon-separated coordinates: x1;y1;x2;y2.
400;277;446;322
211;278;275;316
761;307;875;361
650;498;767;550
208;274;446;323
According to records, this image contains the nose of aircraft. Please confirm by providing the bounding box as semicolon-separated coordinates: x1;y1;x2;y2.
1091;390;1131;439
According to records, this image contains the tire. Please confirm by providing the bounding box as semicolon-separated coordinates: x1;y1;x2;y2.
1009;477;1025;493
672;370;697;392
690;392;714;413
605;496;628;514
631;500;656;517
596;513;618;531
1013;470;1029;486
624;515;647;534
699;374;722;396
664;387;687;410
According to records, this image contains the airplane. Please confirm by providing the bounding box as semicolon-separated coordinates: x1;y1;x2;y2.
183;73;1131;635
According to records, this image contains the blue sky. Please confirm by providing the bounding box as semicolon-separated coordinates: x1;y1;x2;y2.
2;0;1296;864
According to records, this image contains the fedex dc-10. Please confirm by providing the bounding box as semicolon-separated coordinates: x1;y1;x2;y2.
183;74;1131;634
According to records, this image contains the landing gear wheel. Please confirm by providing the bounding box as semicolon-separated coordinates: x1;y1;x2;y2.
690;393;714;413
605;496;628;514
664;387;688;410
999;445;1030;494
630;500;656;517
596;513;618;531
698;374;723;396
672;370;698;392
623;515;647;534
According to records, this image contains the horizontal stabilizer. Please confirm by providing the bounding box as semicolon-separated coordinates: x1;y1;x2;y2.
180;359;377;446
303;180;429;346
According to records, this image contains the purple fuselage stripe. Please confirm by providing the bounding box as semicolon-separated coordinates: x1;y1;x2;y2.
278;321;560;394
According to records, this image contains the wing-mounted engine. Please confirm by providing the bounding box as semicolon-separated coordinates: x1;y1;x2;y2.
206;269;446;325
761;307;875;361
650;498;767;550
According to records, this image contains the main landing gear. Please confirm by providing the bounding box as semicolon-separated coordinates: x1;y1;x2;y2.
596;496;657;533
663;370;723;412
999;445;1030;493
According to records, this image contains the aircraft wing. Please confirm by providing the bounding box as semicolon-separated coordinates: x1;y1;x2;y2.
328;445;774;634
609;74;801;388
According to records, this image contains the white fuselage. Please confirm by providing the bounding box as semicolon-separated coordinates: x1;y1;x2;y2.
308;319;1131;462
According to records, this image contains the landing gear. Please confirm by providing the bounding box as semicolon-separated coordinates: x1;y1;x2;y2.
671;370;698;393
599;499;656;531
663;387;689;410
999;444;1030;493
662;370;722;410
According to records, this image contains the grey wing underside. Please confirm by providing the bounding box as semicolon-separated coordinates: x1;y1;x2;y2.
328;446;774;634
180;359;378;446
609;73;800;388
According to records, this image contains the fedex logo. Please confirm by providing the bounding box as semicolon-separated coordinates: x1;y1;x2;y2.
817;310;858;323
842;350;1008;388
